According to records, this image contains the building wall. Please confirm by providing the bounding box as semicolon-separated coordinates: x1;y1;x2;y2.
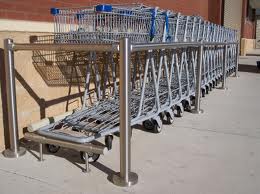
243;20;256;39
208;0;223;25
256;17;260;48
0;0;214;22
241;0;256;39
224;0;243;38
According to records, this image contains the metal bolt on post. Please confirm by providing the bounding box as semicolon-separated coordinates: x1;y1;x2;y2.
3;39;26;158
111;38;138;187
191;45;204;114
221;45;228;90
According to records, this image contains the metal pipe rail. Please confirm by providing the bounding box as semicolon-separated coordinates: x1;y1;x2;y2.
132;41;238;51
2;38;239;187
24;132;108;172
11;43;119;52
8;41;238;52
24;133;108;155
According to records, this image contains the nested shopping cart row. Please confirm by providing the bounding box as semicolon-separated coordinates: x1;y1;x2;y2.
31;40;237;151
28;3;238;162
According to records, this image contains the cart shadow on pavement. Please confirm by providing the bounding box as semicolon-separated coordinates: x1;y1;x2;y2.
238;64;260;74
19;138;116;176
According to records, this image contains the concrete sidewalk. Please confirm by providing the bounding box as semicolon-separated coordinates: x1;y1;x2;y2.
0;69;260;194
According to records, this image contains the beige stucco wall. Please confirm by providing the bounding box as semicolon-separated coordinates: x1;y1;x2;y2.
224;0;243;39
240;38;256;56
256;18;260;49
0;31;82;151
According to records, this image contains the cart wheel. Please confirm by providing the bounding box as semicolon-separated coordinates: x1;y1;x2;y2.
216;78;219;85
205;86;209;94
105;135;113;150
176;106;183;117
143;119;155;131
45;144;60;153
183;101;191;112
80;152;100;163
153;121;162;133
159;112;165;120
212;81;215;88
143;119;162;133
201;88;206;97
209;84;212;91
257;61;260;69
190;96;195;106
165;113;174;124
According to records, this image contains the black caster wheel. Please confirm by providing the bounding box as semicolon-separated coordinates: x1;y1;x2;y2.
176;106;183;117
209;84;212;91
217;78;221;85
159;112;165;120
143;119;155;131
165;113;174;124
202;88;206;97
105;135;113;150
80;152;100;163
205;86;209;94
143;119;162;133
212;81;216;88
45;144;60;153
190;96;195;106
257;61;260;69
215;78;218;85
153;121;162;133
182;101;191;112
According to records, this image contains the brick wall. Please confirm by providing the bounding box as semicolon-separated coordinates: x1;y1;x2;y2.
0;0;217;22
208;0;223;25
243;20;256;39
241;0;256;39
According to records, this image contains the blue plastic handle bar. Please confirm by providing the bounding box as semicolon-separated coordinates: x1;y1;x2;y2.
164;12;171;41
95;4;113;12
150;8;157;41
50;8;60;15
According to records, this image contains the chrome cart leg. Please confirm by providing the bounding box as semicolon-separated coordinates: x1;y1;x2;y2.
39;143;43;162
221;45;228;90
83;152;90;173
234;43;239;77
191;45;204;114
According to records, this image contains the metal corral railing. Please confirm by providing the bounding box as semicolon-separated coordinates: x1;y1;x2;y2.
2;38;239;186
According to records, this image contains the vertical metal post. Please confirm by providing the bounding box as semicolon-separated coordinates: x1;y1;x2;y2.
221;45;228;89
3;39;26;158
234;43;239;77
111;38;138;187
191;45;204;114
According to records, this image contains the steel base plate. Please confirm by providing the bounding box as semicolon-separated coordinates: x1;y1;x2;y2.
221;87;228;90
111;172;138;187
191;109;204;114
3;147;26;158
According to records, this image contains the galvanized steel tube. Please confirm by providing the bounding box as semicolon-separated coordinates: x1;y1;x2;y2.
3;39;26;158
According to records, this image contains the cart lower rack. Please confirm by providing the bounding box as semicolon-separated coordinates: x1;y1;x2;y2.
28;40;238;154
